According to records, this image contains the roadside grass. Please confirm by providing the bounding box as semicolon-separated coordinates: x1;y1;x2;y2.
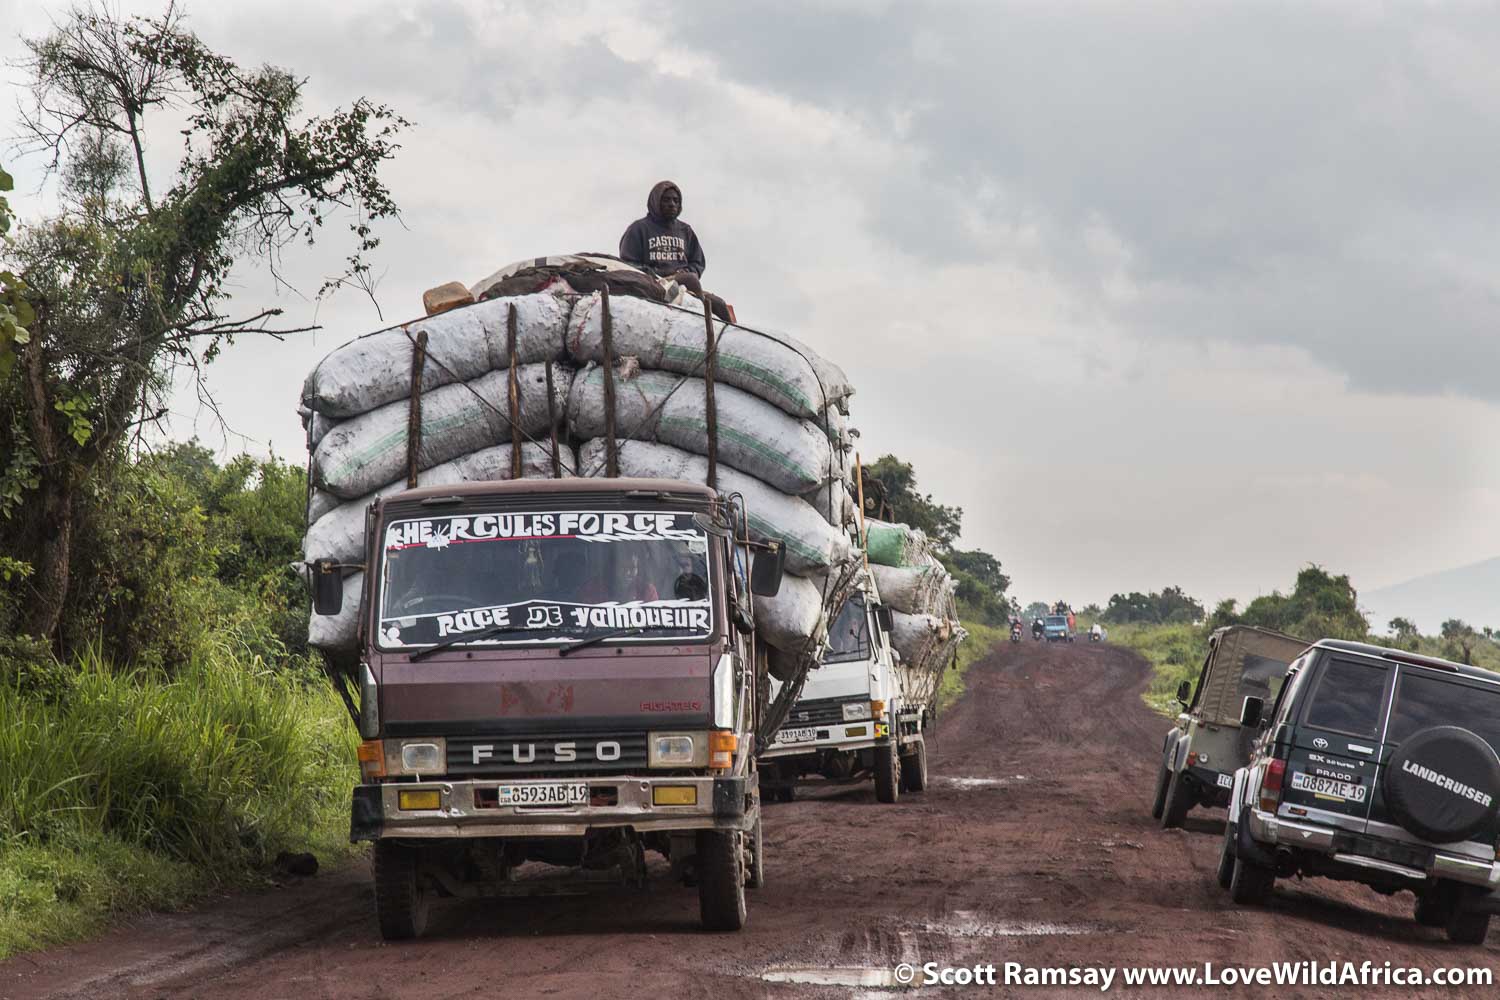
1104;622;1206;716
0;642;360;960
938;618;1004;711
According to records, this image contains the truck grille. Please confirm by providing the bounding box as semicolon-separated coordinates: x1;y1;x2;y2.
447;730;649;777
782;697;851;728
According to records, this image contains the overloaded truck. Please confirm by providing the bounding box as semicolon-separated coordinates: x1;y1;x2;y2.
761;521;962;803
298;255;959;936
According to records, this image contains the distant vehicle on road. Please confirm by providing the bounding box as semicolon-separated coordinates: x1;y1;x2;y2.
1043;615;1073;642
1089;623;1106;643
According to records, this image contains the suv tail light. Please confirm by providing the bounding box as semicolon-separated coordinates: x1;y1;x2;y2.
1259;758;1286;814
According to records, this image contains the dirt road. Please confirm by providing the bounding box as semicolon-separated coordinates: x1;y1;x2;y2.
5;641;1498;998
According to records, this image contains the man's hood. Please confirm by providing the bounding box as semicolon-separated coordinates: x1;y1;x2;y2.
647;180;681;222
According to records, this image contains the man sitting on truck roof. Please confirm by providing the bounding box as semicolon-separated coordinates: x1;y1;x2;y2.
620;180;706;291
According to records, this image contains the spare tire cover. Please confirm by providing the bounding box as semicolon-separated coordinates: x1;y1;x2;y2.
1381;726;1500;843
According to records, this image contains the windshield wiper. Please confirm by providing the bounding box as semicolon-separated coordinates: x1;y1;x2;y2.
557;627;644;658
409;622;536;663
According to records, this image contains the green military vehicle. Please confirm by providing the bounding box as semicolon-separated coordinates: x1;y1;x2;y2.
1153;626;1307;829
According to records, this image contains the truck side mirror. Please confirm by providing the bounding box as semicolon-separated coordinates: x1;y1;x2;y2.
1175;680;1192;707
1240;695;1264;729
874;605;894;634
749;542;786;597
311;559;344;616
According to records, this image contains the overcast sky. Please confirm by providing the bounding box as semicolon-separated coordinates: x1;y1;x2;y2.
5;0;1499;613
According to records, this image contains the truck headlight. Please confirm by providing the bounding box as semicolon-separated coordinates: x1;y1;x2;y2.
649;732;708;767
842;701;872;721
387;738;446;776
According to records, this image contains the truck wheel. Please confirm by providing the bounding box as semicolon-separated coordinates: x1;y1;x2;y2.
1215;822;1237;890
1446;906;1491;945
746;816;765;890
1414;888;1453;928
874;741;902;804
697;830;747;931
1229;854;1275;905
899;740;929;793
1150;764;1170;819
373;841;429;941
1159;770;1191;829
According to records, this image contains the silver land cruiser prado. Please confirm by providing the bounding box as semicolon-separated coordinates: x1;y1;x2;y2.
1222;640;1500;944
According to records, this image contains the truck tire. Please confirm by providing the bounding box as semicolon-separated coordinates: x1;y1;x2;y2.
1447;906;1492;945
697;830;747;931
1229;854;1275;905
874;741;902;804
1414;886;1454;928
1159;770;1191;829
746;816;765;890
899;739;928;793
1215;822;1237;890
373;841;429;941
1151;764;1171;820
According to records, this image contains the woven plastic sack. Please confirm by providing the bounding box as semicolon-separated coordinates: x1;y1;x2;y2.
308;571;364;652
567;366;837;495
304;443;576;565
301;293;570;418
871;560;953;616
566;292;852;420
890;611;950;672
577;439;852;577
863;520;931;568
753;572;830;654
311;365;573;499
808;482;855;529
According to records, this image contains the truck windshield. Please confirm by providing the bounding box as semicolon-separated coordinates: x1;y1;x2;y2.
375;509;715;650
824;595;871;664
1045;616;1067;628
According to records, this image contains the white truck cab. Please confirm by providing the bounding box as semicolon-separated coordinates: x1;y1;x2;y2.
760;579;931;803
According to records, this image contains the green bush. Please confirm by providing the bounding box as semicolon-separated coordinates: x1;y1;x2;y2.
1107;622;1207;715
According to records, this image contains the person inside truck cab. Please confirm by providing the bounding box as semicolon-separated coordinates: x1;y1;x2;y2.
619;181;706;292
579;543;660;605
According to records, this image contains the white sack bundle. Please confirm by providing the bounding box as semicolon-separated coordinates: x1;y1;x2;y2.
304;443;576;565
753;573;830;654
889;611;952;673
301;293;570;418
870;559;955;617
577;438;852;577
807;481;855;529
567;366;838;495
308;571;364;652
312;365;573;499
565;292;853;420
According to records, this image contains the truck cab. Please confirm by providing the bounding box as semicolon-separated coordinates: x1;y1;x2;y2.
314;478;784;938
760;580;930;804
1043;615;1073;642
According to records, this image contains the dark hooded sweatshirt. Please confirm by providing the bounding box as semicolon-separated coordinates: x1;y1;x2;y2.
619;181;706;278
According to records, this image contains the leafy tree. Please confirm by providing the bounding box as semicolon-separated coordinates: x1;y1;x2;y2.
1236;565;1366;641
1101;586;1205;625
861;455;962;549
1;2;406;648
1388;616;1420;651
1441;619;1478;665
1205;598;1239;631
1023;601;1051;620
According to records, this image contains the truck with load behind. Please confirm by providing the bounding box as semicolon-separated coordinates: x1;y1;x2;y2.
298;255;961;936
761;520;963;804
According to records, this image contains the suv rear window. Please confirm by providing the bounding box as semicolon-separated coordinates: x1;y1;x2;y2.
1386;670;1500;753
1303;659;1387;738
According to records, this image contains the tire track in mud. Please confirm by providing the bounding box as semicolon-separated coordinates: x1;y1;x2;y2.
3;640;1496;999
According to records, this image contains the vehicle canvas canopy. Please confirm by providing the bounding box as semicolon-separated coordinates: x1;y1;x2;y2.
1194;625;1307;728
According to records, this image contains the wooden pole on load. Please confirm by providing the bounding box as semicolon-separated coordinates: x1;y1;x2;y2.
544;361;561;478
506;304;523;479
854;452;869;569
702;295;718;490
601;285;619;478
406;330;428;489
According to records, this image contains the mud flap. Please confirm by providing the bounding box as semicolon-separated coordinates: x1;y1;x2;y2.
350;785;383;842
1235;812;1279;870
713;776;747;820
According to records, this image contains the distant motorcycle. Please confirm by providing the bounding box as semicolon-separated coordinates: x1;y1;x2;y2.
1010;623;1023;643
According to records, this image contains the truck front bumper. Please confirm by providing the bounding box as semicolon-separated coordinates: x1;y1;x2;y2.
351;774;752;842
1245;808;1500;891
759;720;888;760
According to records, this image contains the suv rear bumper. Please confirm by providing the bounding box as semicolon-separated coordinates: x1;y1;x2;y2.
350;775;752;842
1245;808;1500;891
